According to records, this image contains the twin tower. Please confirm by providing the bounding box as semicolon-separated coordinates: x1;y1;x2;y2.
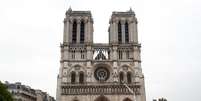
56;8;146;101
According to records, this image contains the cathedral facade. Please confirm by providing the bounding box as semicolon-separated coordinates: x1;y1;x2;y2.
56;8;146;101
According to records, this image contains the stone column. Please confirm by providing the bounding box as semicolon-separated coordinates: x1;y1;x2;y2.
112;46;118;82
69;19;73;43
133;17;138;43
113;21;118;43
90;20;93;43
86;45;92;82
84;19;88;43
112;46;118;60
109;21;113;43
129;20;134;43
63;18;67;43
76;72;79;83
63;46;69;60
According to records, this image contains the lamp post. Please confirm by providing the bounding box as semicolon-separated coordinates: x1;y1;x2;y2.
122;82;136;101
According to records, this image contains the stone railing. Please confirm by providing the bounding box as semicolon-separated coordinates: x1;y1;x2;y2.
61;82;141;95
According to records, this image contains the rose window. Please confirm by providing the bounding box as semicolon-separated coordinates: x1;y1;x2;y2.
94;67;110;82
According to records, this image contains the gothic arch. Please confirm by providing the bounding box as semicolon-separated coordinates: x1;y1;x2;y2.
119;64;134;72
68;64;86;73
72;97;79;101
80;19;85;43
125;21;129;43
94;95;109;101
67;64;86;83
119;64;134;83
118;21;122;43
72;19;77;43
123;98;132;101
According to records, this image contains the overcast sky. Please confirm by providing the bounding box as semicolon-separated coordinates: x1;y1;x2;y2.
0;0;201;101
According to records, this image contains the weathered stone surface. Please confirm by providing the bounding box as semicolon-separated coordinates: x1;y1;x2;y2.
56;8;146;101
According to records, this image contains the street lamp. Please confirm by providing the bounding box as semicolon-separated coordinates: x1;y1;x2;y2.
122;81;136;101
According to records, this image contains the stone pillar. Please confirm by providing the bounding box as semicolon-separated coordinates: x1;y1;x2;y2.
90;20;93;43
87;46;93;60
133;17;138;43
87;21;91;43
63;46;69;60
63;18;68;43
109;21;113;43
84;20;88;43
69;20;73;43
113;21;117;43
112;46;118;60
76;72;79;83
86;45;92;82
129;20;134;43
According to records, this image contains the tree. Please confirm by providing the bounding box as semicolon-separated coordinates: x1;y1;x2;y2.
0;81;13;101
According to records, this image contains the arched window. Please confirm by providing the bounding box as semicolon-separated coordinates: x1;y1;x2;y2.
119;72;124;83
80;20;85;43
125;21;129;43
72;20;77;43
79;72;84;83
118;21;122;43
127;72;132;84
71;72;76;83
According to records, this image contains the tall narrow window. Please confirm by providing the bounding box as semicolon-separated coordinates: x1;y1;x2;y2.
125;22;129;43
81;50;84;59
118;50;122;60
80;21;85;43
71;72;76;83
118;21;122;43
72;20;77;43
119;72;124;83
79;72;84;83
127;72;132;84
72;50;75;59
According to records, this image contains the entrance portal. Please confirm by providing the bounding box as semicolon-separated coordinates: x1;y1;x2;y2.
95;96;109;101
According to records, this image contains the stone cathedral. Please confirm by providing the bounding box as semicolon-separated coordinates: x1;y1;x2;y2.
56;8;146;101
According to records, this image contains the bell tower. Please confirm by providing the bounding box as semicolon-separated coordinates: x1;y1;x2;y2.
63;7;93;44
109;9;138;44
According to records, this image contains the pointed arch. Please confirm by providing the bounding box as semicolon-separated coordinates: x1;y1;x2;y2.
123;98;132;101
80;20;85;43
94;95;109;101
118;21;122;43
72;20;77;43
125;21;129;43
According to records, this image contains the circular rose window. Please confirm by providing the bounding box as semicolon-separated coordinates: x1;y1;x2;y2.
94;67;110;82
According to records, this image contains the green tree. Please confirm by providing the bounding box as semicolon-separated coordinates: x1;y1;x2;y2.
0;81;13;101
